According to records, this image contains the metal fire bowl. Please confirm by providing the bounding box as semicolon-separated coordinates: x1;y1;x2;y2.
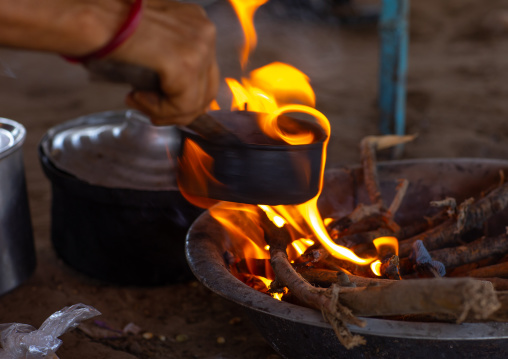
186;158;508;359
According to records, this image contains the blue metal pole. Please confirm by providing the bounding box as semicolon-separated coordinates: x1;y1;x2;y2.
378;0;409;136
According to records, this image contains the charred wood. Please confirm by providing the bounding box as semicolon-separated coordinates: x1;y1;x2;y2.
430;234;508;269
466;262;508;279
400;182;508;257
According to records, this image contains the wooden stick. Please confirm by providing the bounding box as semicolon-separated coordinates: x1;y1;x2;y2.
296;267;394;288
484;278;508;291
399;219;458;257
262;211;500;329
261;211;367;349
430;234;508;269
430;197;457;216
360;135;416;207
379;291;508;323
387;179;409;216
447;257;498;277
486;291;508;321
337;278;499;321
360;137;383;207
380;255;401;280
466;262;508;278
400;181;508;257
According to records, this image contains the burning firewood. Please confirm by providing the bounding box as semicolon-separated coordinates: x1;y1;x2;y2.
220;133;508;350
329;135;416;243
429;233;508;269
399;181;508;256
259;208;501;347
332;210;449;250
260;210;367;349
465;261;508;278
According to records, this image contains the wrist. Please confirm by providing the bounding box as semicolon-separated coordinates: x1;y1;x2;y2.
64;0;144;63
0;0;130;56
56;1;131;57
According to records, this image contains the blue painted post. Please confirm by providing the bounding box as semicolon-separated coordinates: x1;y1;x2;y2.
378;0;409;136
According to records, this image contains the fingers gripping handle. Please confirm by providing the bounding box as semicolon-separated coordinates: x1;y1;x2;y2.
86;60;242;146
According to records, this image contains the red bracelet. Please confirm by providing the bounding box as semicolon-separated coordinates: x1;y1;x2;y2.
63;0;144;63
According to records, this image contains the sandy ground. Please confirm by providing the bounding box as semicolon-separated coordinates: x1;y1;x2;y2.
1;0;508;357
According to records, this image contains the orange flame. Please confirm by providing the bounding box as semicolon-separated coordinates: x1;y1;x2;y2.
370;237;400;277
291;238;315;256
177;0;403;290
269;199;373;265
225;63;321;145
227;0;268;68
370;260;382;276
323;218;334;226
373;236;399;256
178;139;221;209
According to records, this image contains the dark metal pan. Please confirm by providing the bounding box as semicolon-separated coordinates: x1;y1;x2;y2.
87;61;328;205
177;110;326;205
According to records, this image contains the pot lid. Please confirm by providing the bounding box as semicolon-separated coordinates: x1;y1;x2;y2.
0;118;26;159
40;110;180;191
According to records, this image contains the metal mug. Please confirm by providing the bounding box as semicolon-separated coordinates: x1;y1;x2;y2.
0;118;36;296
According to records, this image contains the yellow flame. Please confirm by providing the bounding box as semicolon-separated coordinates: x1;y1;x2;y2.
178;139;222;209
323;218;334;226
273;292;283;300
295;198;372;264
259;205;286;228
227;0;269;68
371;260;382;276
257;276;282;301
209;99;221;111
250;62;315;107
181;0;402;291
291;238;313;256
225;63;322;145
373;236;399;256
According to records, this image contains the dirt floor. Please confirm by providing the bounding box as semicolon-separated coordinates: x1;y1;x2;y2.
1;0;508;357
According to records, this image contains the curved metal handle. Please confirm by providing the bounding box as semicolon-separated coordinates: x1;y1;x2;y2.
86;60;242;146
86;60;163;94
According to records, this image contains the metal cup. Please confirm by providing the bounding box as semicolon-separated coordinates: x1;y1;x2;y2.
0;118;35;296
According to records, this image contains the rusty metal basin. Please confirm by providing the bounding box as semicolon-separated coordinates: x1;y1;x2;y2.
186;158;508;359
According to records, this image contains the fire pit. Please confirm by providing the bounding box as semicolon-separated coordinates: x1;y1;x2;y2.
186;158;508;359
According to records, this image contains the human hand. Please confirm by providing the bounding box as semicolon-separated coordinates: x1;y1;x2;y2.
110;0;219;126
0;0;219;126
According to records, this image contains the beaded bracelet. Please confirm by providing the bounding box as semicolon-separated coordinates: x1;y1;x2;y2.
63;0;144;63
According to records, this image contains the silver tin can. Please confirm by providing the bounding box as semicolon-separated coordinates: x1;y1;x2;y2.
0;118;35;296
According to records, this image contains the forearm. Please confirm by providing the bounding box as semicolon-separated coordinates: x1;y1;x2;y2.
0;0;128;56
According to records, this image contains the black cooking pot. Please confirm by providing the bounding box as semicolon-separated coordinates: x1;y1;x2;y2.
39;111;203;285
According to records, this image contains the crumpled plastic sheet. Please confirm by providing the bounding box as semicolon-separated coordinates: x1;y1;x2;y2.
0;303;101;359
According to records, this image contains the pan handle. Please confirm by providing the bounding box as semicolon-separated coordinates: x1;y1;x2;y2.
85;60;242;146
86;60;163;94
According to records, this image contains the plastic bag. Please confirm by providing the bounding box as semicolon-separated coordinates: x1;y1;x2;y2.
0;303;101;359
